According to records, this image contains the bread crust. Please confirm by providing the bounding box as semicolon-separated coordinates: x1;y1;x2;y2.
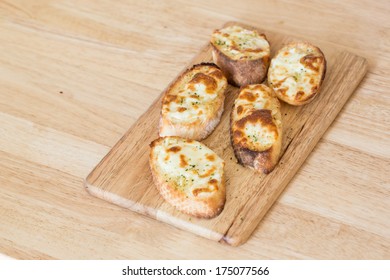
210;26;270;87
230;85;282;174
268;42;327;106
149;137;226;218
159;63;227;140
212;45;270;87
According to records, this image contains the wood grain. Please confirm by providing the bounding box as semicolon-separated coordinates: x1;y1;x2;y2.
0;0;389;258
85;22;368;246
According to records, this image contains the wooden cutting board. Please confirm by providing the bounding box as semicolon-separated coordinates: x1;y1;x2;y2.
85;22;367;246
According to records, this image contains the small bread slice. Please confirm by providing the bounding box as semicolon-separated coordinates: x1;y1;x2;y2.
149;136;225;218
231;84;282;174
210;25;270;87
159;63;227;140
268;42;326;106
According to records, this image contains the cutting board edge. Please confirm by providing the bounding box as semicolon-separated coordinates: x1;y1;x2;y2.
84;179;225;242
84;179;157;217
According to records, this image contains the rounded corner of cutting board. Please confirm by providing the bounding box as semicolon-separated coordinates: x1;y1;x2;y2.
83;171;93;187
83;177;95;195
83;173;103;198
220;232;249;247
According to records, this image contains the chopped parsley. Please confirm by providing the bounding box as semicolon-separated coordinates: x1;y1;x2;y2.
248;134;259;142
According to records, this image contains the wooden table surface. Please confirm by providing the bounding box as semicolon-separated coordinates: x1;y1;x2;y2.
0;0;389;259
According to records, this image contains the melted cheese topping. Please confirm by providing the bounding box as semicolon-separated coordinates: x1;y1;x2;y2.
232;84;281;152
268;42;325;103
162;65;227;125
211;25;270;60
153;137;224;198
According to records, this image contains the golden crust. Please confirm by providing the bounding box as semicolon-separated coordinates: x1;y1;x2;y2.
210;26;270;87
159;63;227;140
268;41;327;106
149;137;226;218
230;84;282;174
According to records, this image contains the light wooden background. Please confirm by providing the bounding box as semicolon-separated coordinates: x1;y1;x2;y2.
0;0;389;259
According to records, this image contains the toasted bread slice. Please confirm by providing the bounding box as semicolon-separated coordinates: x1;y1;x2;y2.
231;84;282;174
149;136;225;218
210;25;270;87
268;42;326;106
159;63;227;140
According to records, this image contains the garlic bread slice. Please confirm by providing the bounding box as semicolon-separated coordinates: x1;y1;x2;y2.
159;63;227;140
231;84;282;174
210;25;270;87
268;42;326;105
149;136;225;218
